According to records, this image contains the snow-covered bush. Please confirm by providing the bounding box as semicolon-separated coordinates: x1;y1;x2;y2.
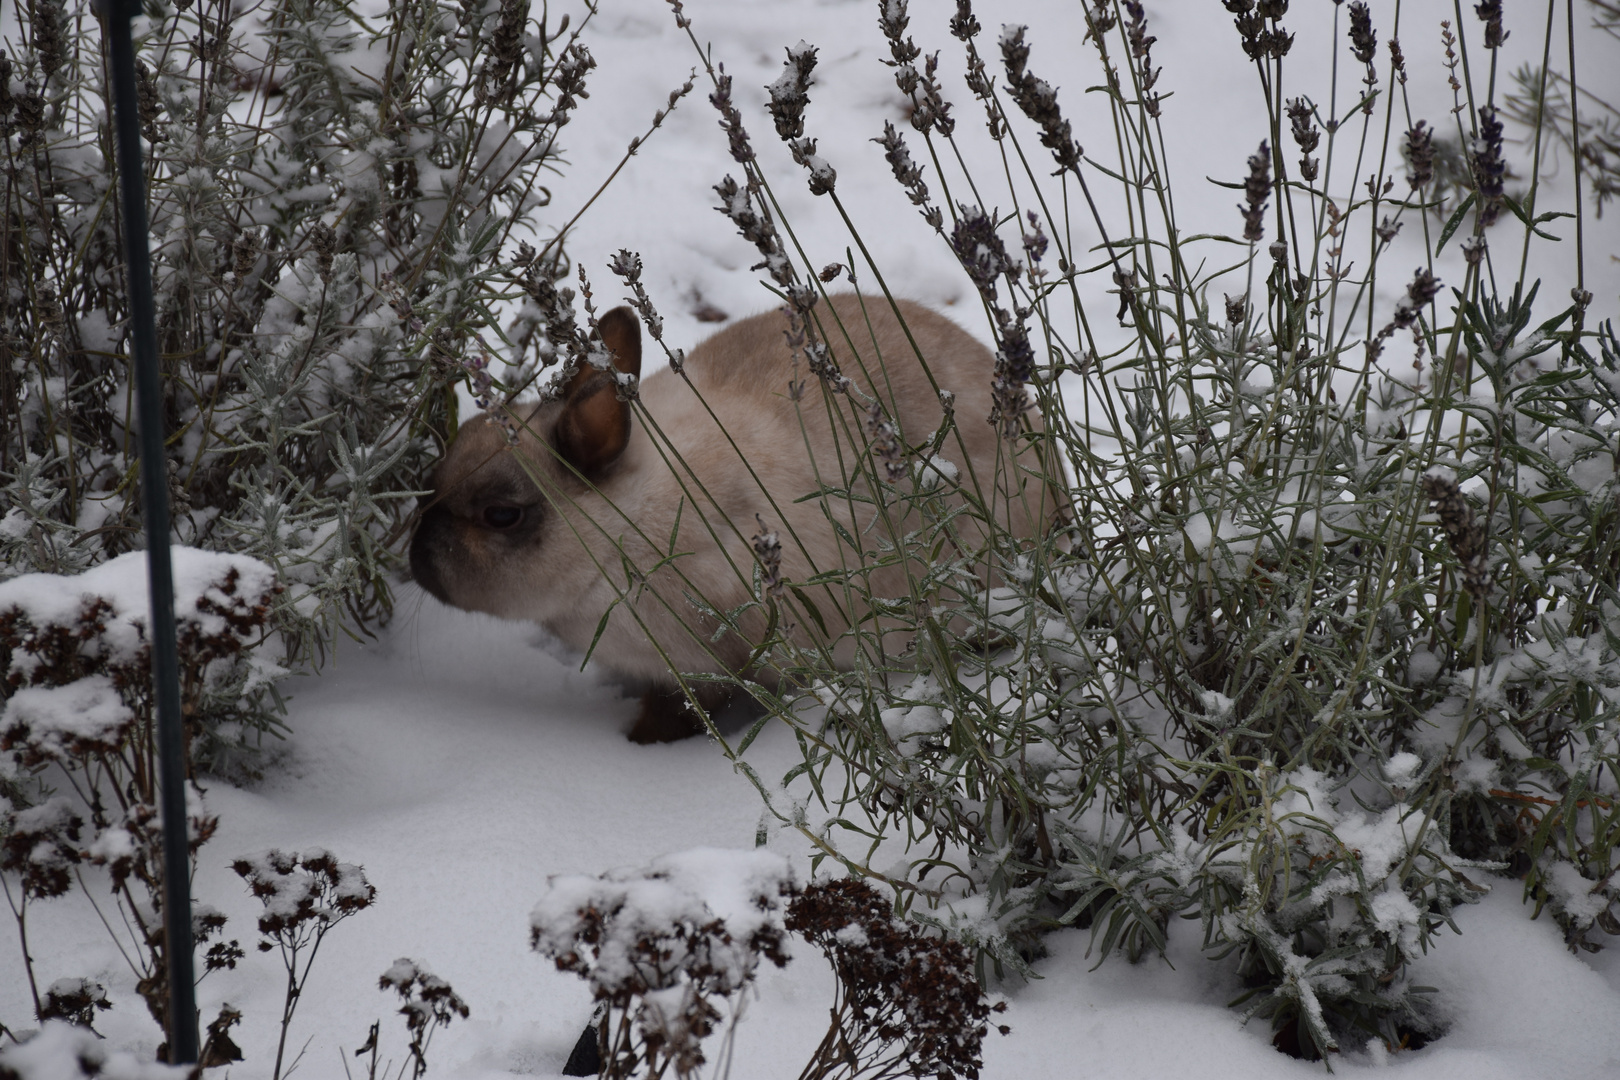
0;1020;189;1080
531;849;795;1080
0;550;275;1044
519;0;1620;1061
0;0;602;754
531;852;1004;1080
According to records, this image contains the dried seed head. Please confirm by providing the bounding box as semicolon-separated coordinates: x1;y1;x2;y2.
379;959;470;1031
1286;98;1319;181
309;222;337;282
1022;211;1049;267
543;43;594;128
873;122;941;229
789;136;837;196
1286;99;1319;154
905;51;955;137
1420;473;1490;597
709;71;756;166
1392;267;1440;328
1241;141;1271;243
1347;2;1377;64
879;0;920;73
31;0;67;85
609;249;666;345
39;978;111;1031
1085;1;1117;36
1000;25;1081;171
949;0;981;41
1122;2;1162;114
136;62;164;143
995;310;1035;385
765;41;818;141
232;848;377;940
713;174;792;287
15;83;44;146
785;879;1001;1080
481;0;531;100
1389;37;1407;83
1474;1;1507;49
752;516;784;598
7;802;85;900
950;204;1011;301
232;229;262;279
1405;120;1435;189
866;403;906;483
1224;293;1249;325
1471;105;1506;226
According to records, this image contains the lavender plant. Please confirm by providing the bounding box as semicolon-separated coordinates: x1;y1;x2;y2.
0;0;611;761
516;0;1620;1063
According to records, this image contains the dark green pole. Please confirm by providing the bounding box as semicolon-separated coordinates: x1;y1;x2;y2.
98;0;199;1063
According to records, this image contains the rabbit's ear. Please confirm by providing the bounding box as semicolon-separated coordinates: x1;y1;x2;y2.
598;306;643;378
556;308;641;475
561;306;642;398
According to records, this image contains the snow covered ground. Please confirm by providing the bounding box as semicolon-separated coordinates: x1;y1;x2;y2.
10;600;1620;1078
6;1;1620;1077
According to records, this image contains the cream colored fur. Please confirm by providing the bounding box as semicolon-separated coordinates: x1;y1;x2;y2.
411;295;1060;690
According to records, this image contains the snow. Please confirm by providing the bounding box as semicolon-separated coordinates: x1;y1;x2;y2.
6;597;1619;1077
0;548;278;665
6;0;1620;1077
1;677;133;762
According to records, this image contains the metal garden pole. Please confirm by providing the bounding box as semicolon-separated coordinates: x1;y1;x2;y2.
98;0;199;1063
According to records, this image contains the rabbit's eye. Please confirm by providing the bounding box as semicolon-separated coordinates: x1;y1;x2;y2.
481;505;523;530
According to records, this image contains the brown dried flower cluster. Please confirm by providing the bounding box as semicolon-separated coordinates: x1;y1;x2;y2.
1420;474;1490;598
786;879;1006;1080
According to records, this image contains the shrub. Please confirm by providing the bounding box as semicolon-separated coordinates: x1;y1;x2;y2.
0;0;605;756
0;550;275;1043
522;0;1620;1060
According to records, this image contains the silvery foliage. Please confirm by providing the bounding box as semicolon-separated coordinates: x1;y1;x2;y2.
0;0;590;752
673;0;1620;1058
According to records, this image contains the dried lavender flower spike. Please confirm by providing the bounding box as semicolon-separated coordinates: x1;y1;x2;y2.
1471;105;1506;227
1000;25;1082;171
1241;140;1271;242
1405;120;1435;190
1347;2;1377;64
1474;0;1508;49
765;41;818;141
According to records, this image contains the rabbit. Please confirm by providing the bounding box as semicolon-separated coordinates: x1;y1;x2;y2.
409;295;1063;742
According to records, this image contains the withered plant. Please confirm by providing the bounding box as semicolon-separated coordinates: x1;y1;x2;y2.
786;878;1005;1080
531;853;795;1080
233;847;377;1080
0;552;273;1044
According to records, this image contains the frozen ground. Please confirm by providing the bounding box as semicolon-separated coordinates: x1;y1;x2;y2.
7;600;1620;1078
6;0;1620;1077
